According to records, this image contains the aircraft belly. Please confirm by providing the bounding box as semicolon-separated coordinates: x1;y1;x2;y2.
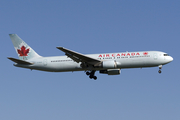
15;61;82;72
46;62;82;72
117;57;160;68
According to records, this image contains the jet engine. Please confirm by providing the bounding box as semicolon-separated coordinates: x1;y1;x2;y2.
99;69;121;75
101;60;117;69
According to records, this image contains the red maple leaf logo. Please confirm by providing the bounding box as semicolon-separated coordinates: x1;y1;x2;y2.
17;46;30;56
143;52;148;55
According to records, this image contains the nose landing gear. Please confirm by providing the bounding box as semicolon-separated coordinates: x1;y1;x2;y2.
86;70;97;80
158;65;162;74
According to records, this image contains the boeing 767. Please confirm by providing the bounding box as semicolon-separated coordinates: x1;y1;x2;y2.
8;34;173;80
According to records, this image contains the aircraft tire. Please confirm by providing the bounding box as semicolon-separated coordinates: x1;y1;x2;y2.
89;76;93;79
86;72;90;75
93;76;97;80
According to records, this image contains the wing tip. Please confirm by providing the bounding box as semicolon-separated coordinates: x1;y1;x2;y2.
56;47;63;49
9;33;16;36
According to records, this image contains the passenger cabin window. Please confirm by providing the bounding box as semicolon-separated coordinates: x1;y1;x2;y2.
164;54;169;56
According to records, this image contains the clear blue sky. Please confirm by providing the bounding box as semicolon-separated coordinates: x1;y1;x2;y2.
1;0;180;120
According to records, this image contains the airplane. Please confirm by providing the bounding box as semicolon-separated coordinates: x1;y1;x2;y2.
8;34;173;80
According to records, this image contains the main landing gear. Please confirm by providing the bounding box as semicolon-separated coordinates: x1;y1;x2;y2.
86;70;97;80
158;65;162;74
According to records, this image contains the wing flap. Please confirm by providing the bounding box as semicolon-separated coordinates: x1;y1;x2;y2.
8;57;33;65
56;47;101;65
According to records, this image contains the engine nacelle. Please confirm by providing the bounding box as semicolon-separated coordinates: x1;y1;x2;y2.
101;60;117;69
80;62;89;68
99;69;121;75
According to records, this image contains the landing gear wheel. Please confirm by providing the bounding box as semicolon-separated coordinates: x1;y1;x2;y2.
86;72;90;75
89;75;97;80
158;70;162;74
89;76;93;79
86;70;97;80
93;76;97;80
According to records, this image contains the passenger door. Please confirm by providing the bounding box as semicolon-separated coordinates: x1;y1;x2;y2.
154;53;158;60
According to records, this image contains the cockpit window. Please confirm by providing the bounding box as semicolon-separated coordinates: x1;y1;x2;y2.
164;54;169;56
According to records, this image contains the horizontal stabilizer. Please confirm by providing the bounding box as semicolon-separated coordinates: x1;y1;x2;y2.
7;57;33;65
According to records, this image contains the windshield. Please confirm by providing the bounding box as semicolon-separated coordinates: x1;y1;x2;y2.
164;54;169;56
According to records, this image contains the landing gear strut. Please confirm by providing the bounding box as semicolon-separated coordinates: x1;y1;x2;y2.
86;70;97;80
158;65;162;74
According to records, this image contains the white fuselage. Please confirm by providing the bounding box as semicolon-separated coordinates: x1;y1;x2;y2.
14;51;173;72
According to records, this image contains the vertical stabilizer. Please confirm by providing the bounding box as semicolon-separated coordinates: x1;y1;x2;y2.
9;34;41;60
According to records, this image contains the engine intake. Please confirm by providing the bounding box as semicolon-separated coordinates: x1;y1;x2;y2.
100;69;121;75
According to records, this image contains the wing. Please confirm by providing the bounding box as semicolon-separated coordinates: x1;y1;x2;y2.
8;57;33;65
56;47;102;66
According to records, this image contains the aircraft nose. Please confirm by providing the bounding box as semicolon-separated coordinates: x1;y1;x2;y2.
170;56;173;62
